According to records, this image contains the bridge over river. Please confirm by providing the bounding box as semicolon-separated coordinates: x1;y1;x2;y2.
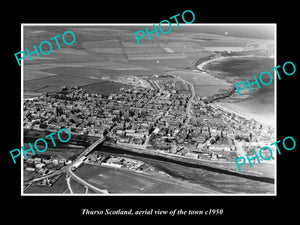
25;136;108;194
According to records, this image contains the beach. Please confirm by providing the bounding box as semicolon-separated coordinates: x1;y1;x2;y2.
197;55;267;71
213;101;275;127
197;55;275;127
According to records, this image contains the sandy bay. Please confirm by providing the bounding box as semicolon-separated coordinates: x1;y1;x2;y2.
198;56;275;127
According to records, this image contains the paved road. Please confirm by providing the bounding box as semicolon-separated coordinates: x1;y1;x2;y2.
77;136;105;158
66;174;74;194
65;135;109;194
214;105;248;158
25;167;65;185
25;136;105;187
173;75;195;124
66;166;109;194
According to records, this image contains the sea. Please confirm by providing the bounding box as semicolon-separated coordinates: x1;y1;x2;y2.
203;57;275;126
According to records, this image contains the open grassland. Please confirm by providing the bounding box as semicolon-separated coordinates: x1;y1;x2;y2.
83;40;123;48
124;47;167;54
121;41;160;47
81;81;133;95
24;68;57;81
24;74;100;92
75;164;214;194
158;58;194;69
24;67;161;93
23;26;268;96
126;53;188;60
99;145;275;194
69;178;87;193
168;70;232;97
42;67;160;77
42;67;100;77
24;54;107;65
89;48;124;54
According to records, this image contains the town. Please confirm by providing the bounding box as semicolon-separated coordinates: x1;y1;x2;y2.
23;73;275;184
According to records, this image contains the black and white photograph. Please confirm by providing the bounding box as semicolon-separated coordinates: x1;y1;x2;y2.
4;4;298;223
21;24;276;195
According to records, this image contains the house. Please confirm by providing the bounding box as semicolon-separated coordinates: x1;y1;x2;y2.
202;126;210;134
126;132;145;138
34;157;42;163
38;168;49;175
116;130;125;136
209;145;230;152
211;153;218;160
52;159;59;165
132;138;144;145
218;156;228;161
87;154;97;162
58;159;66;166
35;163;46;169
185;152;199;159
118;137;130;143
25;167;35;172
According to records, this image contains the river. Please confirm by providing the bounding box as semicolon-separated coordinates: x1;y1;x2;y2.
93;144;275;194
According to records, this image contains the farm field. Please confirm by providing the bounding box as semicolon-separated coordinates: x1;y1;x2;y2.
90;48;124;54
83;40;123;48
126;53;189;60
124;47;168;54
97;145;275;194
40;67;162;78
23;25;270;99
81;81;133;95
168;70;232;97
75;164;214;194
24;69;57;81
69;177;87;193
24;74;100;92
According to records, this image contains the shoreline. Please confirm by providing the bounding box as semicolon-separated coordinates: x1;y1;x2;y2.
197;55;253;71
211;102;275;128
196;54;275;128
197;55;274;71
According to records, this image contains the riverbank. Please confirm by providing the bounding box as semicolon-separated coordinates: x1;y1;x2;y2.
97;143;274;194
102;142;275;182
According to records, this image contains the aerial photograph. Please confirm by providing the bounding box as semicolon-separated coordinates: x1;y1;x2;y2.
22;24;276;195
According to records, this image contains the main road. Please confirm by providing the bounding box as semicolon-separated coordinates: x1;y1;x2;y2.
77;136;105;158
65;135;109;194
173;75;195;125
25;136;108;194
66;165;109;194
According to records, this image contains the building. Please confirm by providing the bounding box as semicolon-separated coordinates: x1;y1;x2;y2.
102;162;122;168
25;167;35;172
71;156;86;171
35;163;46;169
185;152;199;159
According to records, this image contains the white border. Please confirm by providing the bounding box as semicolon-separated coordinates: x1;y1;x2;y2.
21;23;277;196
